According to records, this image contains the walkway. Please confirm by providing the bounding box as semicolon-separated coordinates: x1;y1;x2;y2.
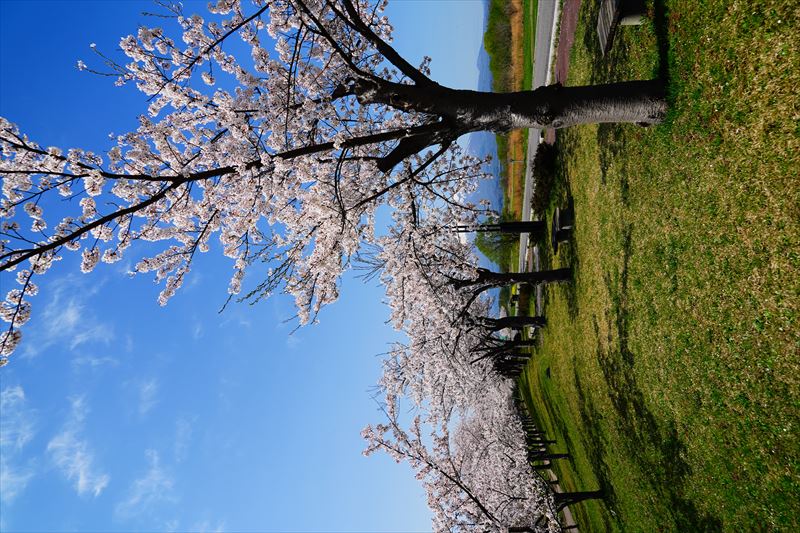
518;0;583;273
517;0;560;273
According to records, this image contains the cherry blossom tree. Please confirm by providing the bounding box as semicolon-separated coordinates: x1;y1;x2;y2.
0;0;491;359
363;388;562;532
1;0;663;361
375;229;495;421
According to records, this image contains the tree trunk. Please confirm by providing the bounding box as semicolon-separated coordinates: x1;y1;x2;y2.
480;315;546;331
491;80;667;129
456;267;572;290
352;77;667;170
484;339;536;350
531;452;570;461
553;490;605;511
453;221;546;237
362;78;667;131
501;352;532;361
528;438;557;445
470;340;536;364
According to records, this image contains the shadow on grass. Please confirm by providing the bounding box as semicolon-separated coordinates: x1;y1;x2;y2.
573;362;618;532
580;0;672;86
558;192;581;320
652;0;671;85
537;135;581;319
596;123;629;200
598;226;722;531
595;0;673;197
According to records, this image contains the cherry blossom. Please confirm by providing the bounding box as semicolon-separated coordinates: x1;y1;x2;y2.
363;388;560;532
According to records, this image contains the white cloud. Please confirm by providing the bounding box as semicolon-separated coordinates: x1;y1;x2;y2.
192;321;204;340
0;386;36;504
71;355;119;370
46;396;110;497
138;379;159;417
173;417;193;463
185;272;203;290
69;323;115;350
0;464;35;505
0;387;34;449
190;519;227;533
285;333;302;350
48;298;82;334
23;275;115;358
115;450;175;518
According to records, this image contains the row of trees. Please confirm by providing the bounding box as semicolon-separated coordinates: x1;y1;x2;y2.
362;197;606;530
2;0;650;528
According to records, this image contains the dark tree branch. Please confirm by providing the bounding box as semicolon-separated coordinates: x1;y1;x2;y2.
1;181;182;271
335;0;434;86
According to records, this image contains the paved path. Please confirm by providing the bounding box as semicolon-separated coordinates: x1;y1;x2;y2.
518;0;583;273
518;0;560;273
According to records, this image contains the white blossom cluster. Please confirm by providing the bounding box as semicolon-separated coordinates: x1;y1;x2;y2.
363;215;561;531
1;0;432;357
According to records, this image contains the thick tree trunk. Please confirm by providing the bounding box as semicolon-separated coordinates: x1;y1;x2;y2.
360;78;667;131
456;268;572;289
553;490;605;511
500;352;532;361
531;452;570;461
355;77;667;170
453;221;546;236
529;436;553;444
470;340;536;364
484;339;536;350
477;80;667;129
480;315;547;331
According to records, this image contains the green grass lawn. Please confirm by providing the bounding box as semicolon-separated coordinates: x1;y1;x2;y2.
518;0;799;530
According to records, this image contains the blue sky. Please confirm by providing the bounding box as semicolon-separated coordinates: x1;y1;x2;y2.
0;1;490;531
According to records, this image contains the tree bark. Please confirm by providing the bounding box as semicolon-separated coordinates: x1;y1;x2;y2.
455;268;572;289
359;78;667;132
478;80;668;129
352;78;668;169
527;438;557;445
530;452;570;461
479;315;546;332
483;339;536;350
500;352;532;361
453;221;546;236
553;490;605;511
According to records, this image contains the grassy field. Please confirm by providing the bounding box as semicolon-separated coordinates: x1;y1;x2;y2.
518;0;799;531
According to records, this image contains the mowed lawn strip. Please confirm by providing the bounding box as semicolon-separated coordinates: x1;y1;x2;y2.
518;0;799;531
